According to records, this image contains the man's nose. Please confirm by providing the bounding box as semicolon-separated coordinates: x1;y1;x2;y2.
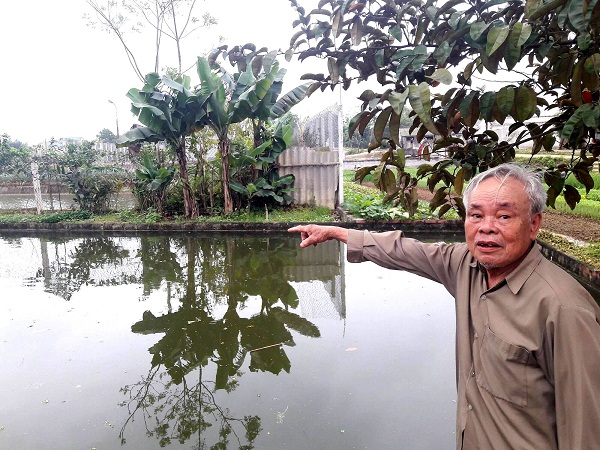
478;216;498;233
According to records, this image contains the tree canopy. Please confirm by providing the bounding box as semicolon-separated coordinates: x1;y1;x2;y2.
97;128;117;143
288;0;600;216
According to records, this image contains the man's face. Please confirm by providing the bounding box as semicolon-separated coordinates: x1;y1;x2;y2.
464;177;542;279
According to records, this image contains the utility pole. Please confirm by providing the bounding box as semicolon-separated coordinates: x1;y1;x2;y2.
108;99;120;137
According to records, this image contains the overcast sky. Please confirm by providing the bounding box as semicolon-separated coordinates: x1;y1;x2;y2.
0;0;345;145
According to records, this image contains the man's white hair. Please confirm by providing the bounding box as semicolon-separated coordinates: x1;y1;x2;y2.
462;163;547;215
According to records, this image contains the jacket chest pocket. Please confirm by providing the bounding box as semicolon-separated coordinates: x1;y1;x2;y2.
476;326;533;407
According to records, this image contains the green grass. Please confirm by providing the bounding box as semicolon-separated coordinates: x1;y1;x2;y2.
196;206;334;223
343;181;460;220
550;196;600;218
0;213;42;223
0;205;335;224
538;230;600;269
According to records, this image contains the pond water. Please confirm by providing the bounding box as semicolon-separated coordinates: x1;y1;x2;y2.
0;233;458;450
0;192;136;211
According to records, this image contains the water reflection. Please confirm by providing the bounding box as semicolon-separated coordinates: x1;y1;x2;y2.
122;236;324;448
0;191;136;210
2;233;344;448
0;233;458;449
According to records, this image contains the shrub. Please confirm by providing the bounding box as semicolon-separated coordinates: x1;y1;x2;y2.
343;182;459;220
65;167;129;214
39;210;93;223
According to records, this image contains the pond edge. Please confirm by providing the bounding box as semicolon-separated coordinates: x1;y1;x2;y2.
0;218;597;290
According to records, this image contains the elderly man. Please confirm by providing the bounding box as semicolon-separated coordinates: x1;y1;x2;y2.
289;163;600;449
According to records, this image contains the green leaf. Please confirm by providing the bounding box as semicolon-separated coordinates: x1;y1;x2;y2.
389;90;409;116
408;83;439;135
563;184;581;210
270;83;310;118
351;15;364;46
568;0;588;30
542;134;556;151
581;104;600;128
496;86;515;118
573;168;595;193
389;110;401;146
430;186;449;211
479;91;496;121
486;25;510;56
458;91;480;127
469;21;489;41
544;170;566;208
327;57;340;84
229;180;249;195
354;166;377;183
505;23;531;70
525;0;544;19
546;186;559;209
512;86;537;122
454;167;465;195
432;42;452;66
560;104;592;144
116;126;163;147
374;106;393;142
429;68;453;85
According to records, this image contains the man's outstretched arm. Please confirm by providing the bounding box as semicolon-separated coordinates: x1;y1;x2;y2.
288;225;348;248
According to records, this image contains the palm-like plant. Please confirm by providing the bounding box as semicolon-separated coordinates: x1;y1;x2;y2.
198;46;310;212
134;154;176;213
116;72;205;218
118;47;309;215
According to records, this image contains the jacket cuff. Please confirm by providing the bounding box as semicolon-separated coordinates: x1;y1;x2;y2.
347;229;366;263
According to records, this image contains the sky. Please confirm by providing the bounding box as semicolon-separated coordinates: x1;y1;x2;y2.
0;0;344;146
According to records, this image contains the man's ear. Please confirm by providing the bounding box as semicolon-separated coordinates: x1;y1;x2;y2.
530;212;542;239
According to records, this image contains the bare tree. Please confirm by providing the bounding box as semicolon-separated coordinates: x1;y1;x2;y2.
85;0;216;81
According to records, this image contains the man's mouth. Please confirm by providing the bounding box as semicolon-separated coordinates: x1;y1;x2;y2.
477;242;500;248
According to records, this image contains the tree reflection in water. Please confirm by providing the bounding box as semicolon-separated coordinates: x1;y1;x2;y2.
120;235;321;449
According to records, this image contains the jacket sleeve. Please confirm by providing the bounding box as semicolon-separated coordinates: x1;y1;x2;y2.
546;305;600;449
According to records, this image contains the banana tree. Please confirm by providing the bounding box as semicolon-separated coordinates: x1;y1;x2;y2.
134;154;176;213
196;46;310;213
230;118;296;209
116;72;205;219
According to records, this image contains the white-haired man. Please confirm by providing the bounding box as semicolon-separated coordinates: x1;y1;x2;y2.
289;163;600;449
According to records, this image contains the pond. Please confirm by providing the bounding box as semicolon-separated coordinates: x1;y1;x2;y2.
0;191;136;211
0;232;458;449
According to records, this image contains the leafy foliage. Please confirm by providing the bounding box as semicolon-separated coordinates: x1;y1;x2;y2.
116;71;206;218
0;134;32;176
66;167;128;214
344;181;459;220
39;210;93;223
117;47;309;215
133;154;176;213
96;128;117;143
230;120;296;208
288;0;600;217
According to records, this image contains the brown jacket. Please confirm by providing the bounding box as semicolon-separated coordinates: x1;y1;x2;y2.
347;229;600;450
